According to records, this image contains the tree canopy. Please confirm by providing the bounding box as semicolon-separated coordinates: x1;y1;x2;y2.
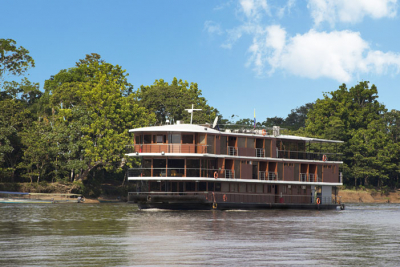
135;77;219;125
305;82;400;187
0;39;35;79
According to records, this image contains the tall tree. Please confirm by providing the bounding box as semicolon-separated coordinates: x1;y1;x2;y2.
136;77;218;125
43;54;155;181
0;39;35;80
306;82;396;187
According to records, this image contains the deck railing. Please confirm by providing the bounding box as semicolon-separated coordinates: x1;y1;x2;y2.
127;145;341;162
300;173;321;182
277;150;342;161
128;168;236;179
126;144;209;154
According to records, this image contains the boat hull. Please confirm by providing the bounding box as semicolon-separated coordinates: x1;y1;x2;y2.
136;201;339;210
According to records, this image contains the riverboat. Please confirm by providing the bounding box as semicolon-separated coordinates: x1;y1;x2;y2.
126;120;344;210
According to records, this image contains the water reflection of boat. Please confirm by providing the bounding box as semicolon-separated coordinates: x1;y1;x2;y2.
126;121;344;210
0;191;83;204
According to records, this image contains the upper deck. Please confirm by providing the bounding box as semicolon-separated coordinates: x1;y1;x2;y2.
126;124;343;162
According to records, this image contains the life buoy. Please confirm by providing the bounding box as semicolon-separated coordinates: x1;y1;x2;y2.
322;155;327;162
262;129;267;136
223;194;227;202
214;171;218;179
316;198;321;205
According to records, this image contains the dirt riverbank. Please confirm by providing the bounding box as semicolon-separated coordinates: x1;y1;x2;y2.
338;189;400;203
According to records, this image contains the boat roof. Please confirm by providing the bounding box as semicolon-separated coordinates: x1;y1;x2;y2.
129;124;343;144
129;124;220;134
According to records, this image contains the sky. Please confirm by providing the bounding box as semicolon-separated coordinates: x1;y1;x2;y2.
2;0;400;123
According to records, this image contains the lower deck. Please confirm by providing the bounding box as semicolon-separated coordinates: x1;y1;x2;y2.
128;180;342;210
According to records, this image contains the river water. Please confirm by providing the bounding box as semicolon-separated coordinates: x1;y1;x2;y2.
1;203;400;266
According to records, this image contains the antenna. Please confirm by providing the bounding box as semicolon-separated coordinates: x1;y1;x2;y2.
185;104;202;124
212;116;219;128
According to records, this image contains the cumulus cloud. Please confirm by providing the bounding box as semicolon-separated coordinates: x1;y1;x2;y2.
213;0;400;81
308;0;398;27
247;26;400;81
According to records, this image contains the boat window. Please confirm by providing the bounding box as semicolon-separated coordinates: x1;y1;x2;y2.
153;159;166;168
170;134;181;144
198;182;207;191
238;137;245;147
247;138;255;148
182;134;193;144
135;135;142;144
208;182;214;191
153;159;166;177
215;183;221;192
187;159;200;177
256;184;263;193
247;184;254;193
222;183;229;192
207;135;215;154
154;135;166;143
198;134;206;144
150;182;160;191
144;134;151;144
171;182;177;192
185;182;196;191
143;159;151;168
230;183;238;192
239;184;246;193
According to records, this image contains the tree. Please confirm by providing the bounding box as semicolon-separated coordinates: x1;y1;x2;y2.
44;54;155;181
0;79;41;182
306;82;396;187
0;39;35;80
136;78;218;125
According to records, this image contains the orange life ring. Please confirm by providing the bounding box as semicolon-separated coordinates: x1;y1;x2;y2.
316;198;321;205
262;129;267;136
214;171;218;179
223;194;227;202
322;155;327;162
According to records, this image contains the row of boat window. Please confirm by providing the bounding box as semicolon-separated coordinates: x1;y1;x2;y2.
148;181;309;194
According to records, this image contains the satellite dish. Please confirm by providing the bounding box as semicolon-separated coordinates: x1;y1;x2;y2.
212;116;219;128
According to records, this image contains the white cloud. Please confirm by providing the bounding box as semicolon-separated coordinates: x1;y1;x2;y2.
308;0;398;27
214;0;400;81
204;21;223;35
247;26;400;81
239;0;269;21
277;0;296;18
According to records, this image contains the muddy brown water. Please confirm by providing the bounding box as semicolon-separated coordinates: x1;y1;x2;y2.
1;203;400;266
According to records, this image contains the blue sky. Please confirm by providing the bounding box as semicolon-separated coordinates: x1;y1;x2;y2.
2;0;400;123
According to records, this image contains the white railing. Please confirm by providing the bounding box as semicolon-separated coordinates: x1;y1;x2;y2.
225;169;235;179
300;173;307;182
259;171;266;180
268;172;278;180
228;146;238;156
255;148;265;157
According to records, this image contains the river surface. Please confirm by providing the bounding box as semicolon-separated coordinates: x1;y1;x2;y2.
1;203;400;266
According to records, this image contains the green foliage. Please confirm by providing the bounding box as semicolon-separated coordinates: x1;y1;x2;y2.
306;82;400;188
261;103;314;131
0;39;35;79
43;54;155;181
136;77;218;125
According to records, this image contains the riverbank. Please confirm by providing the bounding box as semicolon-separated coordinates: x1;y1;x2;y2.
338;189;400;203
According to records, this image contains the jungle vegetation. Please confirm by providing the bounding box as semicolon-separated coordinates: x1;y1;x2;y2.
1;39;399;194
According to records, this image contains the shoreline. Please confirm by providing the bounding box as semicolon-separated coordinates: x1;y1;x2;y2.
338;189;400;203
